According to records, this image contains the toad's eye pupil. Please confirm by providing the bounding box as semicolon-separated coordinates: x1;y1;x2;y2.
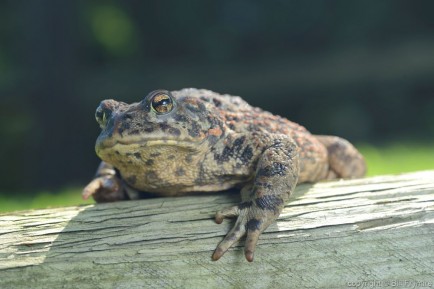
151;94;174;114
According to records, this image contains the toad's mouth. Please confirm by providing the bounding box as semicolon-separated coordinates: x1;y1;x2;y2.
96;134;204;152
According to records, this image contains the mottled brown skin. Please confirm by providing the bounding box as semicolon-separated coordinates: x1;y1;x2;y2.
83;88;366;262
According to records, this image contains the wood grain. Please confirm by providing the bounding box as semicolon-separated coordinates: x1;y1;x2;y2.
1;171;433;289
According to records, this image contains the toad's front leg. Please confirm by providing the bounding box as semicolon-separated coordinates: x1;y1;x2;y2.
82;161;140;202
212;135;299;262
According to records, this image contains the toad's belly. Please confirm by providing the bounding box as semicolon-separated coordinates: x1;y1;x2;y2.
119;161;252;196
122;170;250;196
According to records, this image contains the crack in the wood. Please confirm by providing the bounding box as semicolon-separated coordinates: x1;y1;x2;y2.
21;222;67;229
262;230;359;246
14;241;52;248
61;224;139;233
374;197;418;205
116;236;189;247
355;211;429;231
275;221;359;234
0;263;38;272
167;217;213;223
285;196;360;207
313;183;434;200
50;237;115;249
285;193;431;211
0;229;28;236
77;205;217;225
283;199;379;216
415;199;434;204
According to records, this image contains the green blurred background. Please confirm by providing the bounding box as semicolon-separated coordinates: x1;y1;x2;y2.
1;1;433;212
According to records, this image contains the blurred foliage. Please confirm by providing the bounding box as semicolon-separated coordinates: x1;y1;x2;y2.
0;0;433;197
359;142;434;176
0;187;94;213
89;4;138;56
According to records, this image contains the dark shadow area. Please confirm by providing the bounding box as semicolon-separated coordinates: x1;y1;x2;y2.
2;184;315;284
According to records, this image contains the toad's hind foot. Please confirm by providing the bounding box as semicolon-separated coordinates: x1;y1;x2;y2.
315;135;366;179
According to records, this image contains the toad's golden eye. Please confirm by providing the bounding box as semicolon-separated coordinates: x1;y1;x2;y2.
95;102;112;129
151;93;174;114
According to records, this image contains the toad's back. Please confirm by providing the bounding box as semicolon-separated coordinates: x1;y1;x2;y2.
174;88;333;183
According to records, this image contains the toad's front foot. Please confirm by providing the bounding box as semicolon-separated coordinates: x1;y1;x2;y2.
82;162;130;202
212;202;280;262
82;174;129;202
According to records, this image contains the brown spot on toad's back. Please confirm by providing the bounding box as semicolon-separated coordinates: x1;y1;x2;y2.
208;127;223;137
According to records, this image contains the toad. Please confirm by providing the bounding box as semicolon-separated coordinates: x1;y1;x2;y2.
83;88;366;262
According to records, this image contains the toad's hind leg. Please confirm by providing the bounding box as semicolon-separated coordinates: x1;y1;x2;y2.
315;135;366;179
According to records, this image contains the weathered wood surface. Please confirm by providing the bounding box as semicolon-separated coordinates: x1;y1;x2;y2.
1;171;433;289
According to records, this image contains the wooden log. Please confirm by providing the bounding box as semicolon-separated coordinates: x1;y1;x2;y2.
1;171;433;289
